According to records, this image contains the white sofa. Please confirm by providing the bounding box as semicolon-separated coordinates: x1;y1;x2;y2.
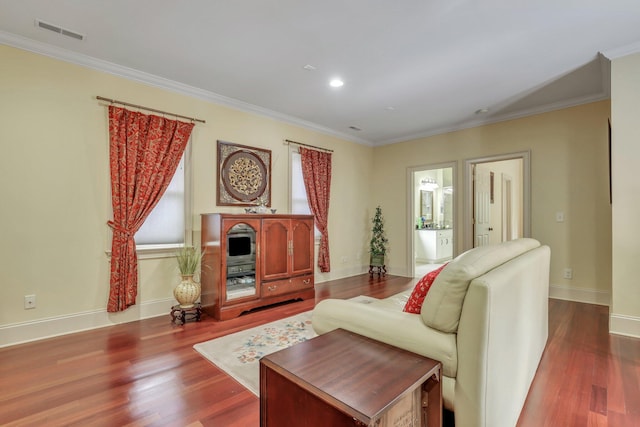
312;238;550;427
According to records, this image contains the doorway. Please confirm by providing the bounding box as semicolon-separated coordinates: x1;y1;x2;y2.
464;152;530;250
406;162;456;278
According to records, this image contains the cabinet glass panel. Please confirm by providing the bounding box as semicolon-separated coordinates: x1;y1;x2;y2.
226;223;257;300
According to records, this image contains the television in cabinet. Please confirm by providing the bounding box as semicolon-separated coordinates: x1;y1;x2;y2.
201;213;315;320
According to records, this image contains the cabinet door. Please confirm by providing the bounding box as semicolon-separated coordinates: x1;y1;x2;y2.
290;218;314;276
261;218;291;281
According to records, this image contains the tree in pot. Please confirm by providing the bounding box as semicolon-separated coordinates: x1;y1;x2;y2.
174;246;204;308
369;206;389;269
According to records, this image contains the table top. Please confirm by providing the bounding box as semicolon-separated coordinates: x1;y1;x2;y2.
260;328;441;423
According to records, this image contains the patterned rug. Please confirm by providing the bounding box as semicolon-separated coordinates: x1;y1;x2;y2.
193;295;377;395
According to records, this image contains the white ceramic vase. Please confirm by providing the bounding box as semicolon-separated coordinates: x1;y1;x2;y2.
174;274;201;308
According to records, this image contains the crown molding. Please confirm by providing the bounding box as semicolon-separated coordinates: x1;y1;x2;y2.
377;90;610;146
0;30;372;147
601;40;640;60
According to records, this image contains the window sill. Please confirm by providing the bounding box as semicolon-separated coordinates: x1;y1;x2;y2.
105;243;184;260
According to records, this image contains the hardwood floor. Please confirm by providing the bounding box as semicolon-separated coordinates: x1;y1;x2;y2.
1;274;638;426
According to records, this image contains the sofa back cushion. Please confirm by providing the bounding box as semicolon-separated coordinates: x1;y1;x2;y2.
421;238;540;333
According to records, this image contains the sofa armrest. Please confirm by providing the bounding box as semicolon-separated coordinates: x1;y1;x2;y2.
312;298;458;378
455;245;550;427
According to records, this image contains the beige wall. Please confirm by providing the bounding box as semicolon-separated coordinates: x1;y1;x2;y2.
611;52;640;336
372;101;612;297
0;41;623;343
0;44;372;336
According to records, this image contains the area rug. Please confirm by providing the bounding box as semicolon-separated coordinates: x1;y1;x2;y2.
193;295;377;395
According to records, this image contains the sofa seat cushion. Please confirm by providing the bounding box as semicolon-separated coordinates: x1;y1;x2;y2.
312;297;459;378
421;238;541;333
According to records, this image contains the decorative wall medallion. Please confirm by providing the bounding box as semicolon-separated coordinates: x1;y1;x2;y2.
217;140;271;206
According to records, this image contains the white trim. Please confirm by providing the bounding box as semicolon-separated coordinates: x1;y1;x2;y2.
406;162;457;278
548;284;610;306
315;265;369;283
377;92;609;146
601;42;640;61
0;30;371;147
0;298;174;348
598;53;611;99
0;30;617;149
463;151;531;252
609;313;640;339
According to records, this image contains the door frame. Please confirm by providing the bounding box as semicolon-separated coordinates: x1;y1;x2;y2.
463;151;531;251
406;161;457;278
502;173;514;242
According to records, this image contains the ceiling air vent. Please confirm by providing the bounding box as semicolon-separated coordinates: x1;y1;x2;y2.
36;19;84;41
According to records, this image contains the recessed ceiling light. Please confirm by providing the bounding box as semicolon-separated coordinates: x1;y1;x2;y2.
329;78;344;88
475;108;490;115
385;106;396;111
303;64;316;71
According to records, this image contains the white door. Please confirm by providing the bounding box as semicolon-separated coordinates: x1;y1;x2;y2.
474;164;492;247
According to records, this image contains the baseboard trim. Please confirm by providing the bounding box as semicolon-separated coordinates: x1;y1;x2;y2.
8;280;615;347
315;266;368;283
0;298;174;348
609;313;640;339
548;284;610;306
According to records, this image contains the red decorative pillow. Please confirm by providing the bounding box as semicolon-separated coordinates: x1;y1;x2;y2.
403;263;448;314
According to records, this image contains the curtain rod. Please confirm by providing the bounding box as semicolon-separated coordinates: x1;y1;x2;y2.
284;139;333;153
96;96;206;124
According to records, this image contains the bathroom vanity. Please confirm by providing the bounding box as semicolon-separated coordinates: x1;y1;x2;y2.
415;228;453;263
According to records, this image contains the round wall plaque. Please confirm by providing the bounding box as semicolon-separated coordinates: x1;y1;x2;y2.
221;150;268;202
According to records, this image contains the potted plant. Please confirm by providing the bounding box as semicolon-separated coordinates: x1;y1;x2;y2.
369;206;389;267
173;246;205;308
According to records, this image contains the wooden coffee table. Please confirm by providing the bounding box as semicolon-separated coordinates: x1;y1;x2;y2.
260;328;442;426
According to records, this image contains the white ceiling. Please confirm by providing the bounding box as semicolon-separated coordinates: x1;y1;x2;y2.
1;0;640;146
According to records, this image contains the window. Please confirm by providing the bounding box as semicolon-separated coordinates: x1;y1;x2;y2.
135;143;191;251
291;150;312;216
290;149;320;239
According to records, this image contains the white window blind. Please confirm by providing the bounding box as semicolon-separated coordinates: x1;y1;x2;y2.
135;154;185;246
291;149;320;239
291;151;312;216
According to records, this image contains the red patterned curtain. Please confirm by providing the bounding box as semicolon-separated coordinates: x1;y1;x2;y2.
107;106;194;312
300;147;332;272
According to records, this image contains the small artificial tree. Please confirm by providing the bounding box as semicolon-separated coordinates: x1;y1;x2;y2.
369;206;389;266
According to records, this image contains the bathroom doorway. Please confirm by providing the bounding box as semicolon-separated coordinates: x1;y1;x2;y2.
406;162;456;278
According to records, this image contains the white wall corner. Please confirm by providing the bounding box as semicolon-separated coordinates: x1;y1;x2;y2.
0;298;175;348
609;313;640;339
548;283;611;306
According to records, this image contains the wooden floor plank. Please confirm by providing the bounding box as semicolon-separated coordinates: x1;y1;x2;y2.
1;274;639;426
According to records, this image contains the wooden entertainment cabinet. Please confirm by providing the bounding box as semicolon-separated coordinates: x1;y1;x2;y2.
200;213;315;320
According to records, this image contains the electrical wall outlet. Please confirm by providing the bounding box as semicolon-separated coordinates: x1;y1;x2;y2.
563;268;573;279
24;294;36;309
